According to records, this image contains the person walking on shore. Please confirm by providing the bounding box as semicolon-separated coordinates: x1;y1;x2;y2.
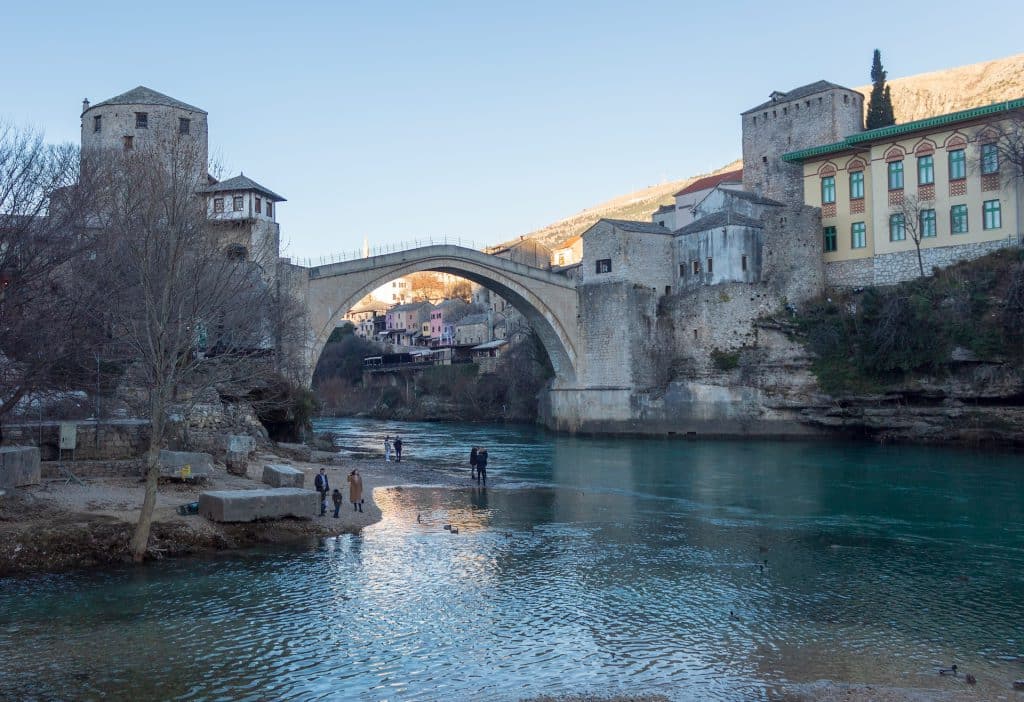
348;469;364;513
331;488;343;518
469;446;478;480
476;448;488;485
314;468;330;516
394;436;403;462
384;435;392;462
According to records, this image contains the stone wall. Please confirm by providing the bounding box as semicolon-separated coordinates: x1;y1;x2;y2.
1;421;150;461
40;460;145;479
827;237;1015;287
741;87;864;206
761;204;825;303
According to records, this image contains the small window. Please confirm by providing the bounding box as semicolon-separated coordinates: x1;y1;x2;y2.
255;196;262;214
820;176;836;204
851;222;866;249
849;171;864;199
948;149;966;180
951;204;969;234
917;155;934;185
233;195;243;211
692;260;701;275
706;257;713;274
122;135;133;151
679;263;686;277
889;214;905;242
595;258;612;274
741;254;748;272
664;286;671;295
213;197;224;213
920;209;936;237
983;200;1001;230
93;115;102;133
266;201;273;217
179;118;190;135
823;226;837;252
888;160;904;190
135;112;148;129
981;144;999;174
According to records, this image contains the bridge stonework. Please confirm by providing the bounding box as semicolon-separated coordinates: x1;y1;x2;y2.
296;245;581;387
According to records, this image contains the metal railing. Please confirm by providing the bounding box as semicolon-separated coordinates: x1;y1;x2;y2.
291;236;485;268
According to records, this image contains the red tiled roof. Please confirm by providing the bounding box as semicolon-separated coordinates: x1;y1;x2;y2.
673;169;743;197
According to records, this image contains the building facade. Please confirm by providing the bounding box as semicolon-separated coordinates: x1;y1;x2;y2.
784;98;1024;286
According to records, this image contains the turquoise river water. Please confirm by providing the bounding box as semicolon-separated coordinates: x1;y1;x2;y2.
2;418;1024;701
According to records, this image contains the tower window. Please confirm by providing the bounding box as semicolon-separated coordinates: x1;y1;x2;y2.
707;258;713;274
741;255;748;272
255;196;262;214
179;118;190;134
595;259;612;274
93;115;101;132
233;195;243;211
135;112;148;129
122;135;133;151
692;260;701;275
266;201;273;217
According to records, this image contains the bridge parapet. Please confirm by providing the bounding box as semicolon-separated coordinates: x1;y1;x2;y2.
291;236;486;268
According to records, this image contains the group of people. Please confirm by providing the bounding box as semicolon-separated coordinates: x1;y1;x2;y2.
469;446;489;484
314;467;364;517
383;435;403;462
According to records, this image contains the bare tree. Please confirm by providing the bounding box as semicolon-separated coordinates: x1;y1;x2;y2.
895;193;930;278
985;113;1024;183
0;122;100;431
84;139;287;561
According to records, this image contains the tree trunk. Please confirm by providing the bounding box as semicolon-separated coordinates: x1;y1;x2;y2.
916;245;925;278
129;395;165;562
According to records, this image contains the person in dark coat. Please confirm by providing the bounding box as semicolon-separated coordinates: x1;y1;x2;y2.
394;436;403;462
469;446;478;480
331;489;343;518
476;448;488;485
314;468;330;516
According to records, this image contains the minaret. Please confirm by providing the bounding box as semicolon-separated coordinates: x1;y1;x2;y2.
362;236;370;258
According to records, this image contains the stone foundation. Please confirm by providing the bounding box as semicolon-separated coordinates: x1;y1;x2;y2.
827;238;1015;287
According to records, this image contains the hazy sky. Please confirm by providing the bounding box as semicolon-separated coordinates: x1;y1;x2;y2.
3;1;1022;259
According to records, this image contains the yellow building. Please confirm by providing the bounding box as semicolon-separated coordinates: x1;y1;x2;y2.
784;98;1023;286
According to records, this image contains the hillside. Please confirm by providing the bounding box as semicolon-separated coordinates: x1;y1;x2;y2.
510;53;1024;251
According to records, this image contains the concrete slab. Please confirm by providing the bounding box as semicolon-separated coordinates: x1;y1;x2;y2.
159;450;214;479
261;464;305;488
0;446;41;489
198;488;318;522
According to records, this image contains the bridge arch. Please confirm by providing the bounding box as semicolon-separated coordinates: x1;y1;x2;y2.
304;245;579;384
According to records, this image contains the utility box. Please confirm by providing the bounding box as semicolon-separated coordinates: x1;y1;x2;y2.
59;422;78;451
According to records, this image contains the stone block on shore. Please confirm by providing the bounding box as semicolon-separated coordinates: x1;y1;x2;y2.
158;450;214;479
198;488;318;522
0;446;41;489
261;464;305;488
226;434;256;454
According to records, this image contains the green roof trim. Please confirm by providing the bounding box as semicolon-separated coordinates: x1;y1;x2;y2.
782;97;1024;163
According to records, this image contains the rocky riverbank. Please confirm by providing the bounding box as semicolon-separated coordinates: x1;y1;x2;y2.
0;450;457;577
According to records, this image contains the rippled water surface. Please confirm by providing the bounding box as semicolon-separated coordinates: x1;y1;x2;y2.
3;419;1024;701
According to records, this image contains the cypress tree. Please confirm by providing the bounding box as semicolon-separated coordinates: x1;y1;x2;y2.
866;49;896;129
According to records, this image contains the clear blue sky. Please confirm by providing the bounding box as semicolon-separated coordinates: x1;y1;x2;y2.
3;1;1022;259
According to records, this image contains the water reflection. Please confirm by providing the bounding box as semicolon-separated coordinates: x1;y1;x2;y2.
1;421;1023;701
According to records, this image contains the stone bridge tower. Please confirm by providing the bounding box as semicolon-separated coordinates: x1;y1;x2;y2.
741;81;864;205
80;86;209;184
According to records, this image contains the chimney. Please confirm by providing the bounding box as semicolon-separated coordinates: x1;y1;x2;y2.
82;98;90;112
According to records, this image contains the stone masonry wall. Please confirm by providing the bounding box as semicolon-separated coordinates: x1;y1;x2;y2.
871;238;1013;285
741;88;863;206
761;204;824;303
826;237;1015;287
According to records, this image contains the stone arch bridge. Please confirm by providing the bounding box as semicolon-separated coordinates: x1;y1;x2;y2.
298;245;580;384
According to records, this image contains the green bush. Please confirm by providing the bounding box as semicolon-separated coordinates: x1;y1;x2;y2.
790;248;1024;393
710;348;740;371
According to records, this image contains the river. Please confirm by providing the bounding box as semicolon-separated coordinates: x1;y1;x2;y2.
2;419;1023;701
